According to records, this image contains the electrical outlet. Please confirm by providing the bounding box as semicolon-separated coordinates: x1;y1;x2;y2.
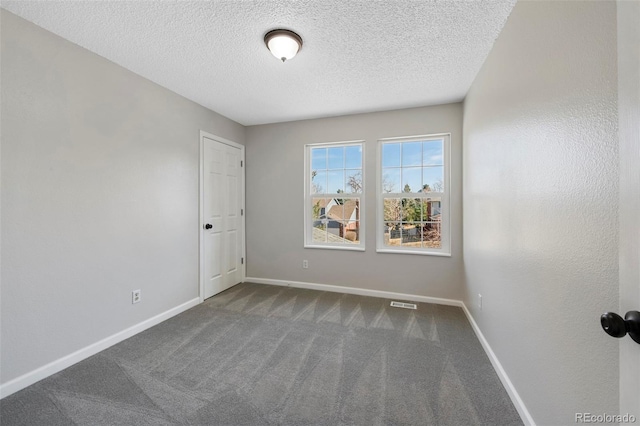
302;260;308;269
478;294;482;310
132;289;141;304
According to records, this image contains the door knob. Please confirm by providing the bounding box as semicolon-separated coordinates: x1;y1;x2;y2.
204;224;213;230
600;311;640;344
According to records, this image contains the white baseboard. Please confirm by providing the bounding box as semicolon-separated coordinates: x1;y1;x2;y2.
460;304;536;426
245;277;464;307
0;297;200;399
246;276;535;425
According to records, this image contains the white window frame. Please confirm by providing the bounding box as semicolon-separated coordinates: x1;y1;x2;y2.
376;134;451;256
304;140;365;251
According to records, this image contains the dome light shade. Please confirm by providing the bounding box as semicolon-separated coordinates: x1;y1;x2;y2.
264;29;302;62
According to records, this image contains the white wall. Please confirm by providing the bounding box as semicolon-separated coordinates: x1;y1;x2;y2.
0;10;244;389
245;104;464;300
463;1;619;424
617;0;640;418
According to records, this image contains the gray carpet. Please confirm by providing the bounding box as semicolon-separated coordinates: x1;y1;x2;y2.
0;282;522;425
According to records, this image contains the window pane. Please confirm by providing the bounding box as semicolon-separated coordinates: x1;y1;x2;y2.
311;148;327;170
342;199;359;222
401;223;421;246
344;221;359;243
312;198;331;243
417;199;428;221
416;197;441;221
422;221;442;249
345;170;363;193
326;201;343;222
401;198;421;222
312;198;332;221
345;145;362;168
326;220;341;240
382;143;401;167
382;168;400;193
402;142;422;167
312;228;327;243
327;170;345;193
422;166;444;192
328;147;344;169
384;222;401;246
423;140;443;166
429;198;442;220
312;170;327;194
384;198;402;221
419;200;428;219
402;167;421;193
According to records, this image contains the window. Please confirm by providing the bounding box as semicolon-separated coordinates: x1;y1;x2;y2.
377;134;450;255
305;141;364;250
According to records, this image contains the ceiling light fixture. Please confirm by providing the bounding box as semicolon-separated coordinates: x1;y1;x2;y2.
264;29;303;63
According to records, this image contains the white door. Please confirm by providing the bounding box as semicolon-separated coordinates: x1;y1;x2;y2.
618;0;639;417
201;135;244;299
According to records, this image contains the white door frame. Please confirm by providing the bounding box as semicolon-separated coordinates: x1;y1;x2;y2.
199;130;246;302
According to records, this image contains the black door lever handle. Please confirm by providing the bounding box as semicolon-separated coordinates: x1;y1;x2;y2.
601;311;640;344
204;224;213;230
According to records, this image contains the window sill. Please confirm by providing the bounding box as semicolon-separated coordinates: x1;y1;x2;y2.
304;244;365;252
376;248;451;257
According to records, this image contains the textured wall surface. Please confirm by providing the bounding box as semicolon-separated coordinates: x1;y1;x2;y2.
463;1;619;424
1;1;515;125
245;104;464;300
0;11;244;385
617;0;640;418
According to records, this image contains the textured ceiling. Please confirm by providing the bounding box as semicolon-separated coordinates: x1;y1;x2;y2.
2;0;517;126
